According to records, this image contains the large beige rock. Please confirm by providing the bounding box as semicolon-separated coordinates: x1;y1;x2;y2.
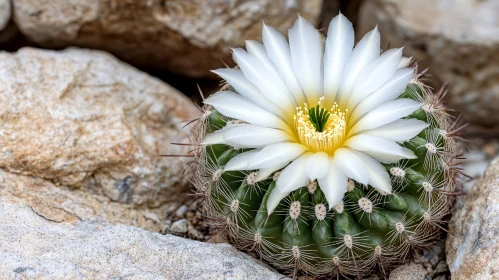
0;169;169;232
447;156;499;279
0;202;287;279
357;0;499;133
12;0;322;78
0;47;199;207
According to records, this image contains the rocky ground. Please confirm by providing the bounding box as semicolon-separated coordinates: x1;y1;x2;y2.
0;0;499;279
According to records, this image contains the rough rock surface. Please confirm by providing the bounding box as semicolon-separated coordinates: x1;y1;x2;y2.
0;47;199;207
12;0;322;78
389;263;427;280
0;202;287;279
356;0;499;132
0;169;171;232
447;155;499;279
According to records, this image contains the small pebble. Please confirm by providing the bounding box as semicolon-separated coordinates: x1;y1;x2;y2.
187;224;204;240
143;212;160;223
171;219;188;234
435;260;448;274
161;220;172;234
175;205;189;217
165;202;181;215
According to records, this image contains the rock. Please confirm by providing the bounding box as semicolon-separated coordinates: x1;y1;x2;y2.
0;47;199;207
389;263;426;280
175;205;189;217
0;0;10;31
0;169;172;232
447;155;499;279
171;219;188;234
412;239;449;279
461;148;492;193
435;261;449;275
0;202;287;279
0;0;17;44
356;0;499;133
12;0;322;78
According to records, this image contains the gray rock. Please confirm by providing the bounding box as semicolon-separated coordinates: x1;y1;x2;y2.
171;219;188;234
356;0;499;133
389;263;426;280
0;202;287;279
12;0;322;78
447;155;499;279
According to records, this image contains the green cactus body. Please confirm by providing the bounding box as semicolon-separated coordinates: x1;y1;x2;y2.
191;14;462;278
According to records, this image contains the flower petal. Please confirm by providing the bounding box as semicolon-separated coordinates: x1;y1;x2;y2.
397;56;412;69
348;48;403;109
323;13;354;106
223;124;293;148
349;68;414;125
289;16;323;105
247;142;308;169
245;40;277;74
262;24;306;105
345;134;417;164
349;150;392;194
267;188;290;215
348;98;422;136
255;167;279;182
333;148;369;185
232;48;296;111
224;149;261;171
204;91;293;134
211;68;286;119
338;26;380;107
363;119;429;142
202;132;225;145
305;151;330;180
317;159;348;210
275;153;311;193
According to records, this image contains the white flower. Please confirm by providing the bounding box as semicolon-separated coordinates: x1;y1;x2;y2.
203;14;428;214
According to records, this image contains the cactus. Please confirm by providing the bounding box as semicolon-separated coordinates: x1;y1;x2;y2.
190;14;463;278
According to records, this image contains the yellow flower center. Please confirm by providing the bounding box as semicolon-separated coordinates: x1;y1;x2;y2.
294;97;347;154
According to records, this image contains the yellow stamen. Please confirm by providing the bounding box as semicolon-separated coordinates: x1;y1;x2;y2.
294;97;347;154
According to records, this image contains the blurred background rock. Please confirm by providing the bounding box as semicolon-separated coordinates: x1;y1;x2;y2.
0;1;498;279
